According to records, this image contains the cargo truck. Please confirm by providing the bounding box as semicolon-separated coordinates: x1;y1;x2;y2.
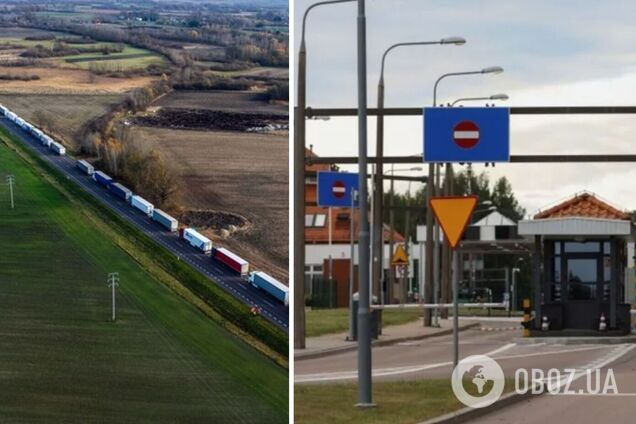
93;170;113;187
249;272;289;306
212;247;249;276
41;135;53;147
152;209;178;232
180;228;212;253
50;142;66;155
32;128;44;140
130;195;154;217
76;160;94;176
109;182;133;202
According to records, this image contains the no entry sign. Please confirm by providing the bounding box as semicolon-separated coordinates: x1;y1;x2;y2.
317;171;359;208
453;120;480;149
332;180;346;198
424;107;510;163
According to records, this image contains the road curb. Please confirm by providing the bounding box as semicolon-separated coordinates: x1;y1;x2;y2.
295;322;480;361
514;335;636;345
418;390;540;424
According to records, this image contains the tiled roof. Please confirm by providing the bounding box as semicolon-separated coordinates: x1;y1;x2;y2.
534;192;630;220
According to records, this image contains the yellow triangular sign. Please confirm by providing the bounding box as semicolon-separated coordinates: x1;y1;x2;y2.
429;196;479;249
391;244;409;266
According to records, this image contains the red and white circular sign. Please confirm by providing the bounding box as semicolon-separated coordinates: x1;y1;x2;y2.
453;120;480;149
332;180;346;198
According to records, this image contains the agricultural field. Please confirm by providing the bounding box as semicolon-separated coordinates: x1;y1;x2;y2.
131;125;289;282
0;93;123;148
0;66;157;94
153;90;288;114
0;30;167;72
0;131;287;422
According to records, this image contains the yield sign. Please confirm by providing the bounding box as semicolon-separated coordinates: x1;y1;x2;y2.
392;244;409;266
429;196;479;249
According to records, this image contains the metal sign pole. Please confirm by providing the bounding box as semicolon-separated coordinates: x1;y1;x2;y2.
349;190;357;340
452;249;459;368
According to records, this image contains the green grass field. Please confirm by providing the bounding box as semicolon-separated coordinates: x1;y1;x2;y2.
0;36;167;71
60;45;168;70
0;133;287;422
295;380;514;424
306;308;422;337
306;307;521;337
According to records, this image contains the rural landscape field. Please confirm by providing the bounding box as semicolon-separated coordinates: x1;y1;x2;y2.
0;0;288;421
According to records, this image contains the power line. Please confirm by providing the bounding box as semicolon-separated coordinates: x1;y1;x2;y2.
107;272;119;322
5;174;15;209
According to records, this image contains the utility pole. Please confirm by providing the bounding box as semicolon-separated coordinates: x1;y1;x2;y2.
108;272;119;322
295;15;308;350
355;0;373;408
6;174;15;209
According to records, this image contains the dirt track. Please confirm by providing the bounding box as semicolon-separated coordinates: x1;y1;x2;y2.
134;108;287;131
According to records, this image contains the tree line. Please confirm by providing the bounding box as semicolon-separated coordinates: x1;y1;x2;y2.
383;165;527;241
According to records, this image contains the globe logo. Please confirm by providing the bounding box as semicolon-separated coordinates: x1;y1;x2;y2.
451;355;505;408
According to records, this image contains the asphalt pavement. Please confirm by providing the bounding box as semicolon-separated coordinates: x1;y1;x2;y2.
296;319;632;383
0;117;288;331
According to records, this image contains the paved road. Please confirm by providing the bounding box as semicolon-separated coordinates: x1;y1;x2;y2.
296;320;630;383
472;343;636;423
0;117;288;331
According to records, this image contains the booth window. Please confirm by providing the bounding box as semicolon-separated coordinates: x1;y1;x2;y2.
567;258;597;300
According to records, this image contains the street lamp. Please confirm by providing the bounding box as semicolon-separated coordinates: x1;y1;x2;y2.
372;37;465;314
425;66;504;328
295;0;356;351
451;93;509;107
433;66;504;107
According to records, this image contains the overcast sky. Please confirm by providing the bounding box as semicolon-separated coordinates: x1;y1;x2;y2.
294;0;636;217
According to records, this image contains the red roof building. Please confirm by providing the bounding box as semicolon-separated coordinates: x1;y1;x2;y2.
534;191;630;220
304;147;405;244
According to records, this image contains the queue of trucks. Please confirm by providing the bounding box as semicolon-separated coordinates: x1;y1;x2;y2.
0;103;289;307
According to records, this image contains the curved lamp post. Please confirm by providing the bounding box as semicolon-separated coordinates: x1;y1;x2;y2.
372;37;465;314
451;93;509;106
295;0;356;350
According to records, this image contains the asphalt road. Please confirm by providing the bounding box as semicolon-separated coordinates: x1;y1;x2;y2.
0;117;288;331
296;320;632;383
472;342;636;423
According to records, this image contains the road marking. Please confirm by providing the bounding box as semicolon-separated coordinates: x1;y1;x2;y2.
295;344;620;383
296;343;517;383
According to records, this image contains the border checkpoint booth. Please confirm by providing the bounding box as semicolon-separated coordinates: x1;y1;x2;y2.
518;192;635;335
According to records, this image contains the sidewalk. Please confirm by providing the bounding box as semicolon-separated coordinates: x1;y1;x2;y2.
295;318;479;361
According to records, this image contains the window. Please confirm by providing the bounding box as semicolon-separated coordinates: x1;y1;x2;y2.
305;214;327;227
567;258;597;300
552;242;562;301
314;214;327;227
564;242;600;253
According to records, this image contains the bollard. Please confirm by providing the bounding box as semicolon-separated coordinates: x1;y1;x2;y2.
522;298;531;337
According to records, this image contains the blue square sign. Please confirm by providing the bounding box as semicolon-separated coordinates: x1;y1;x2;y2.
317;171;359;208
424;107;510;163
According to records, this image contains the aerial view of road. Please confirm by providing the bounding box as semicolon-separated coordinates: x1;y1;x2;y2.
0;116;289;330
